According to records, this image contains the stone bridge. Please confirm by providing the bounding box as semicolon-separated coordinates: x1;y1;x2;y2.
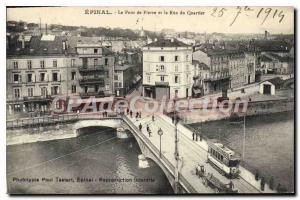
72;115;194;193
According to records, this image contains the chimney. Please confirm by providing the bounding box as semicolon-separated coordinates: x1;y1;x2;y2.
62;41;66;50
154;38;157;42
171;38;174;42
21;35;25;49
65;40;68;49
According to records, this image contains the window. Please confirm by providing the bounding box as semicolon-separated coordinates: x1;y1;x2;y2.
53;60;57;68
71;59;75;67
40;60;45;68
94;58;98;66
51;86;59;95
27;74;33;83
40;73;45;82
186;55;189;61
28;88;33;97
99;79;105;87
94;49;98;54
71;85;76;93
71;72;76;80
175;90;178;96
186;65;189;71
175;75;179;83
175;65;178;72
175;56;179;61
13;74;20;82
160;65;165;72
13;61;18;69
52;72;58;82
27;60;32;69
14;88;20;98
105;58;108;66
95;85;99;92
84;86;88;93
114;75;119;81
41;87;47;97
147;75;150;83
160;76;165;82
160;56;164;62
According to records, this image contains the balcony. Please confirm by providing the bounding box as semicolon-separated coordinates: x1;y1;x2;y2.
23;95;51;102
79;77;105;85
204;71;231;82
78;65;107;73
79;91;105;98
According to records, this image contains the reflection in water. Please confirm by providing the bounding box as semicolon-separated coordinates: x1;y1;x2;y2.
190;111;294;192
7;127;174;194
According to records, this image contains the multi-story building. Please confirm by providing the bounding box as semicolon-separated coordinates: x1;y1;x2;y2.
193;48;231;93
6;35;69;116
6;34;116;117
114;64;136;96
142;38;193;99
192;60;210;96
193;47;256;93
67;40;115;98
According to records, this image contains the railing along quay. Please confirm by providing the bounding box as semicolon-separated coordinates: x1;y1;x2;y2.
6;112;121;129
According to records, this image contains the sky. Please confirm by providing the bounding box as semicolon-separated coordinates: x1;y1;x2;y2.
7;6;294;34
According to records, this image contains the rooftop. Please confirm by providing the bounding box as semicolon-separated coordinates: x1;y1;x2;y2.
250;40;292;52
260;55;273;62
145;38;190;48
114;64;134;71
268;53;294;63
7;35;67;56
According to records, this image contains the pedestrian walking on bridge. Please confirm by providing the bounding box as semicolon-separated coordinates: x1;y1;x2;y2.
139;123;142;131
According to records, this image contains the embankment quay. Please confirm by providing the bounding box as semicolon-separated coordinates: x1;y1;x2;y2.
7;112;275;194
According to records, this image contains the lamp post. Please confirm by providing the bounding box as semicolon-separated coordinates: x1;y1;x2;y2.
173;96;180;193
157;128;163;158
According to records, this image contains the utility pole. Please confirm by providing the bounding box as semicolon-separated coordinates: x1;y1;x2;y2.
242;114;246;160
173;97;180;193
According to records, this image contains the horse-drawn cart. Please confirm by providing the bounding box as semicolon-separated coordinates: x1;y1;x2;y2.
203;173;238;193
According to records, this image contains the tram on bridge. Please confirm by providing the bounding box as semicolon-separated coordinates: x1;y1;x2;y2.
207;141;241;178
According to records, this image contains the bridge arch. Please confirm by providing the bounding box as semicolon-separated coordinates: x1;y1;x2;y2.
72;119;122;136
72;118;177;192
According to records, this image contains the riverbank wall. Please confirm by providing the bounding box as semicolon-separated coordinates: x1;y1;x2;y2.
180;98;294;124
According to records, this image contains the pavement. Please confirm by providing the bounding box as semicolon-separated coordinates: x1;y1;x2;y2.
126;113;274;193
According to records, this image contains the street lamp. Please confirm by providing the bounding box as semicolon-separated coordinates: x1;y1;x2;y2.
157;128;163;158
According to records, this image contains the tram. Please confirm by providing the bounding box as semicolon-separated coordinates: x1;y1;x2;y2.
207;140;241;178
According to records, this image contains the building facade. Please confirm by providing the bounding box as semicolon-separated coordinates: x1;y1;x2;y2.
142;38;193;100
7;35;69;117
7;35;116;117
193;48;256;93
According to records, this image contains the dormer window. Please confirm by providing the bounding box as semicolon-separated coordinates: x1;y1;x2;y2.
40;60;45;69
13;61;18;69
27;60;32;69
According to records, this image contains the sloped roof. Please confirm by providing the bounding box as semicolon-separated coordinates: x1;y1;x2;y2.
250;40;292;52
269;53;293;63
260;55;273;62
262;77;283;86
7;35;66;56
145;38;190;47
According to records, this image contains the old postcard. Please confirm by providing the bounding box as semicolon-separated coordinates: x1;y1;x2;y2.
6;6;294;194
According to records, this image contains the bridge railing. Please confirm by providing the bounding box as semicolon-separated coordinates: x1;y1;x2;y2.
6;112;122;129
123;115;197;193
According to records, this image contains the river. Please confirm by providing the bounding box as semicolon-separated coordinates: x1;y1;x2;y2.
190;111;294;192
6;127;174;194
